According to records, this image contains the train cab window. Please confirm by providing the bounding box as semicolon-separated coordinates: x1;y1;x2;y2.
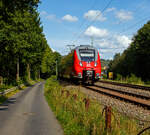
79;49;95;62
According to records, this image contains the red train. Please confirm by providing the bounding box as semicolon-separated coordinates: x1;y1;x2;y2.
59;45;101;84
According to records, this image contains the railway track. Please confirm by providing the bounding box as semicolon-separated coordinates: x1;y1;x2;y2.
84;83;150;110
94;84;150;100
59;78;150;109
59;78;150;121
99;80;150;91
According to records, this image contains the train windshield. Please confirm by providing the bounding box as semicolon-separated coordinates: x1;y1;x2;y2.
79;49;95;62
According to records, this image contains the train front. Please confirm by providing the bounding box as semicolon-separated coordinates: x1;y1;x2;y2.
73;45;101;83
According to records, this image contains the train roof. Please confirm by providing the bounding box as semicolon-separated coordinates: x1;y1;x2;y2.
74;45;97;50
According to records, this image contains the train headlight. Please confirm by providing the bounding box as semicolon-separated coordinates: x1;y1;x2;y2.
79;62;83;67
94;62;97;67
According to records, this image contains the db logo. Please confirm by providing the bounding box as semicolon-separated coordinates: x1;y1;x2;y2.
87;63;91;66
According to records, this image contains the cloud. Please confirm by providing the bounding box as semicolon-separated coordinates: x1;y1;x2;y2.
40;11;58;21
96;35;131;49
46;14;56;20
83;26;131;56
115;10;133;21
47;26;131;59
40;11;47;16
115;35;131;47
84;10;106;22
105;7;116;13
62;14;78;22
84;26;109;38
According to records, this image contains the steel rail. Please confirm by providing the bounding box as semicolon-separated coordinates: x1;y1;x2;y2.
94;84;150;100
99;80;150;91
84;85;150;110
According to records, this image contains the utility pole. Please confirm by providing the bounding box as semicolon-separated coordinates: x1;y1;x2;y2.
91;36;94;46
39;69;40;80
16;58;19;82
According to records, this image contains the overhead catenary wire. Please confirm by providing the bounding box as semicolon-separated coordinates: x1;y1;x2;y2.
69;0;150;55
77;0;98;31
72;0;114;45
119;15;150;35
97;14;150;51
67;0;98;50
113;0;149;28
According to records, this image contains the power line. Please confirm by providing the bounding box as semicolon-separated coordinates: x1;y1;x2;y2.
119;15;150;34
69;0;98;45
77;0;98;30
72;0;113;44
91;36;94;46
100;47;126;49
113;0;149;28
96;14;150;52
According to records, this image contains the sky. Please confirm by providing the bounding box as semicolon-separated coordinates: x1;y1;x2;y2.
38;0;150;59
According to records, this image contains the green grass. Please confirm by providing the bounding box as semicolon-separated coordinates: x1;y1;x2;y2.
44;76;150;135
102;74;150;87
0;79;38;104
0;85;13;92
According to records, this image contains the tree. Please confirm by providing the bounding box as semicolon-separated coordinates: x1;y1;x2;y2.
0;0;55;85
108;21;150;81
131;21;150;80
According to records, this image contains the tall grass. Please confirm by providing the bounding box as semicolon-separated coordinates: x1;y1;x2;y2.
115;74;145;85
45;76;150;135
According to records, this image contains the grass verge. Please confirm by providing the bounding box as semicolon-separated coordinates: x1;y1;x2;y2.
0;80;38;104
102;74;150;87
44;76;150;135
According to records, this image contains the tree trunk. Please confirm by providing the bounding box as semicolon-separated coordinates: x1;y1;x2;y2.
39;69;40;80
27;63;30;80
0;76;3;85
16;58;19;82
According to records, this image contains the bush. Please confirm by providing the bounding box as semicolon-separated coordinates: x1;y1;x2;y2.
126;74;144;85
102;73;107;79
116;74;123;81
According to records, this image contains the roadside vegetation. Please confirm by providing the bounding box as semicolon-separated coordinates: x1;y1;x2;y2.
0;80;38;104
45;76;150;135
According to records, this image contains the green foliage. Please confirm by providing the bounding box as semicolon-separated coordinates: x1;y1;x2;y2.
0;0;59;85
116;74;123;81
102;73;107;79
41;48;61;78
0;85;12;92
44;77;150;135
108;21;150;82
0;95;7;104
125;74;144;85
101;59;110;68
115;74;144;85
59;52;73;76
